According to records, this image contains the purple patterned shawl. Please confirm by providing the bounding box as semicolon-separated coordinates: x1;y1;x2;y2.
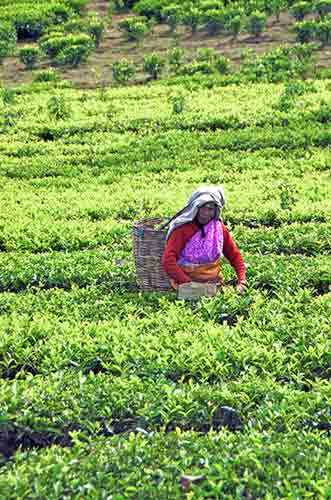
178;219;223;266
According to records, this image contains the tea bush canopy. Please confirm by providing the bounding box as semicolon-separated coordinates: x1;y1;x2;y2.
0;0;331;497
0;74;331;496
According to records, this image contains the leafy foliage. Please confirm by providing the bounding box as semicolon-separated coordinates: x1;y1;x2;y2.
112;59;136;84
118;15;152;41
289;1;312;20
245;10;268;37
0;61;331;497
0;21;17;63
19;47;41;70
143;53;165;79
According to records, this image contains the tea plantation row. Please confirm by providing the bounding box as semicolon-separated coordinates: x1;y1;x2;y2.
0;78;330;497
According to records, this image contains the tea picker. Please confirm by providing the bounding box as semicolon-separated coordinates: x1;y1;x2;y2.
133;186;247;300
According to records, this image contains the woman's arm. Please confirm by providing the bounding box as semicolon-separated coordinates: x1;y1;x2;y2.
222;223;246;284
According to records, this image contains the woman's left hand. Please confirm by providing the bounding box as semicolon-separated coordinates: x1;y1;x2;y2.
236;282;247;294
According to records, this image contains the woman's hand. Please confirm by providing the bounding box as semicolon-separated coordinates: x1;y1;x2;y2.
236;281;247;294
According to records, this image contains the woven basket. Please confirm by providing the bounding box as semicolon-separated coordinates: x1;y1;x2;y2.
132;217;172;292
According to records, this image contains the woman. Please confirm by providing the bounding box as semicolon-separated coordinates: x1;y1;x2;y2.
162;186;247;293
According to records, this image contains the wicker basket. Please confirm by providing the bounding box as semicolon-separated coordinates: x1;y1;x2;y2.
132;217;172;292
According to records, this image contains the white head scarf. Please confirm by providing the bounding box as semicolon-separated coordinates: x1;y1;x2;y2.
166;185;225;240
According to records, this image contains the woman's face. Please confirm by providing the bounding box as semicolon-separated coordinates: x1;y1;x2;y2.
197;202;217;225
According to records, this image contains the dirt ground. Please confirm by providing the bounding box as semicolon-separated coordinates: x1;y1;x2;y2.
1;1;331;88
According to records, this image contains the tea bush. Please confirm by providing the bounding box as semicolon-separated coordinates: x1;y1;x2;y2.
181;6;201;34
0;2;74;40
289;1;312;20
55;44;92;67
0;21;17;63
18;47;41;70
33;68;60;83
133;0;169;21
118;15;152;41
162;4;183;32
0;75;330;497
64;15;106;47
294;19;317;42
245;11;268;37
112;59;136;84
143;53;165;79
39;31;95;67
202;9;226;35
167;46;185;73
314;0;331;17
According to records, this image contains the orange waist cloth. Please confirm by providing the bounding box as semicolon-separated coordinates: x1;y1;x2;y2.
170;260;223;290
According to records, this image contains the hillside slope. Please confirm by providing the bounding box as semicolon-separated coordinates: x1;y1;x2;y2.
1;1;331;88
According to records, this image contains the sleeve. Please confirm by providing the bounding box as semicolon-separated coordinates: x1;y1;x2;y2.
162;227;192;285
222;223;246;283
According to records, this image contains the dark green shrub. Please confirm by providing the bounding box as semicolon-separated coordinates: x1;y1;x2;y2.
48;94;71;120
63;16;105;47
241;44;317;82
314;0;331;18
179;61;215;75
40;33;93;59
87;17;105;47
66;0;89;14
169;93;185;113
0;21;17;63
245;11;268;37
143;53;165;79
162;4;183;33
202;9;226;35
215;54;231;74
315;17;331;44
290;42;319;78
33;68;60;83
226;15;242;39
275;80;314;111
293;20;317;43
118;16;151;41
19;46;41;69
196;47;217;64
50;4;74;24
133;0;169;21
168;46;185;73
0;87;16;105
181;6;200;34
55;44;92;66
112;59;136;85
290;1;312;21
312;100;331;122
0;3;73;41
